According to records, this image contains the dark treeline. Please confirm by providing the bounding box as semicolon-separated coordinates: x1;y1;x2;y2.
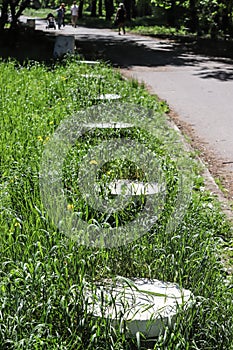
0;0;233;38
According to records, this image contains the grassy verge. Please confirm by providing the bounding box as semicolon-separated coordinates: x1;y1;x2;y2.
128;24;190;37
0;57;232;349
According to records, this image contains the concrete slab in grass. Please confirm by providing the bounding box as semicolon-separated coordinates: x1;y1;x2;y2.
86;277;193;338
108;180;163;196
83;122;133;129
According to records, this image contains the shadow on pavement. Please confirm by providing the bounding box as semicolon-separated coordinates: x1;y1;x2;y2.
1;26;233;82
195;68;233;81
77;34;233;82
77;35;203;68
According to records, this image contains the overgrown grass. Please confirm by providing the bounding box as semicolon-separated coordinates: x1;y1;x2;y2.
0;57;232;349
128;24;190;37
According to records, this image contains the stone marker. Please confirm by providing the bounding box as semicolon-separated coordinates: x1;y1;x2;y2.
108;180;162;196
80;74;103;79
83;122;133;129
77;60;100;65
86;277;193;338
53;35;75;58
98;93;121;101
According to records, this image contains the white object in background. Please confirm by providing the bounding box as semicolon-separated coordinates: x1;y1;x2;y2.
108;180;163;196
78;60;100;65
83;122;133;129
86;277;193;338
98;93;121;100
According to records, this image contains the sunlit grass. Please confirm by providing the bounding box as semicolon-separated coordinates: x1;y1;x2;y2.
128;24;190;37
23;8;51;18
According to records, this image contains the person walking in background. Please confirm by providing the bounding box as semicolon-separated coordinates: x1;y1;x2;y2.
57;3;66;29
71;1;79;27
115;3;126;35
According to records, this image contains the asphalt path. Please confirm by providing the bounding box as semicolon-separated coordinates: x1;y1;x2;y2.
26;17;233;197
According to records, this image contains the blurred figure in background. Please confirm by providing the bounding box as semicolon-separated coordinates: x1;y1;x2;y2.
46;13;56;29
71;1;79;27
57;3;66;29
115;3;126;35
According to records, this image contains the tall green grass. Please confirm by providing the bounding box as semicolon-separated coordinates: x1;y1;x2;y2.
128;25;189;37
0;58;232;349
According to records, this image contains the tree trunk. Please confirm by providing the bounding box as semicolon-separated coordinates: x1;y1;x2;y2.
221;10;229;33
0;0;9;30
104;0;114;20
167;0;176;27
189;0;198;33
78;0;83;18
91;0;97;16
13;0;31;28
210;0;230;35
124;0;131;20
219;0;233;34
98;0;102;17
131;0;137;18
227;0;233;34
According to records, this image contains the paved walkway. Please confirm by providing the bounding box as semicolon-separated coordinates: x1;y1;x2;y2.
29;17;233;197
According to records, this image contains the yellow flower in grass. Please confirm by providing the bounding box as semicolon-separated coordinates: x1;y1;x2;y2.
14;222;21;227
43;136;50;144
37;135;43;142
10;176;18;183
67;204;74;211
89;159;98;165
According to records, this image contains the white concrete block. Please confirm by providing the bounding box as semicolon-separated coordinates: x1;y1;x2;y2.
78;60;100;65
86;277;193;338
98;93;121;100
108;180;163;195
53;35;75;58
83;122;133;129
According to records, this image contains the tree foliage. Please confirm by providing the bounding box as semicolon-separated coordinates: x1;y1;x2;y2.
0;0;233;36
151;0;233;35
0;0;31;29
